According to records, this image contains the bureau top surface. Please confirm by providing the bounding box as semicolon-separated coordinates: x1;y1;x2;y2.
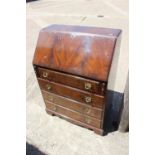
33;24;121;81
41;24;121;37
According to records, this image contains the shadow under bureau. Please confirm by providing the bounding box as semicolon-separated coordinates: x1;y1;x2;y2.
33;24;121;135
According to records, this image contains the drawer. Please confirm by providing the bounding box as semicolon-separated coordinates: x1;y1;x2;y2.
38;78;104;108
42;90;103;119
45;100;101;128
37;67;106;95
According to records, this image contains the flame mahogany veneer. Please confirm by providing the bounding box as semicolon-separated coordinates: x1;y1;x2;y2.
33;24;121;135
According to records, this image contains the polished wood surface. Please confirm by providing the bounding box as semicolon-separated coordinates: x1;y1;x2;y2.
45;101;101;128
38;78;105;108
42;90;103;119
38;67;106;95
33;24;121;81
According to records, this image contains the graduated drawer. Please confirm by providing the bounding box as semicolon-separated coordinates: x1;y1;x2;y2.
37;67;106;95
45;101;101;128
42;90;103;119
38;78;104;109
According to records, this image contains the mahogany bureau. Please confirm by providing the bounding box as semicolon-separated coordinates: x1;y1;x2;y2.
33;24;121;135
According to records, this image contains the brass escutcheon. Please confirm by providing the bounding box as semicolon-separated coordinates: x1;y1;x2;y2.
85;82;92;90
85;117;91;124
102;87;104;92
85;96;92;103
46;84;51;90
43;72;48;78
85;108;91;114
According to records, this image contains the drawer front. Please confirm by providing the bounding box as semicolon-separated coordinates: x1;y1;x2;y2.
38;78;104;108
42;90;103;119
37;67;106;95
45;101;101;128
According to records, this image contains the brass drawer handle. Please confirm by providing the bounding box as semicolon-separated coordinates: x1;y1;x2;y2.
53;106;57;111
85;82;92;90
85;118;91;124
46;84;52;90
43;72;48;78
85;96;92;103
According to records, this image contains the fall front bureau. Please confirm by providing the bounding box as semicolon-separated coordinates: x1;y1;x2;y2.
33;24;121;135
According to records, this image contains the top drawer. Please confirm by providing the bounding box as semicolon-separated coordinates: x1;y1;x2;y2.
36;67;106;95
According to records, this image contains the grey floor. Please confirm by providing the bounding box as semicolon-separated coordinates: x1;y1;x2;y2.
26;0;129;155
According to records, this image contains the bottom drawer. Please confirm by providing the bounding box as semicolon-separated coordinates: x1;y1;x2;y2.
45;100;101;128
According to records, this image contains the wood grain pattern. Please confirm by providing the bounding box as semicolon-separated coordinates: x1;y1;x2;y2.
33;24;121;81
38;78;105;108
37;67;106;95
42;90;103;119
